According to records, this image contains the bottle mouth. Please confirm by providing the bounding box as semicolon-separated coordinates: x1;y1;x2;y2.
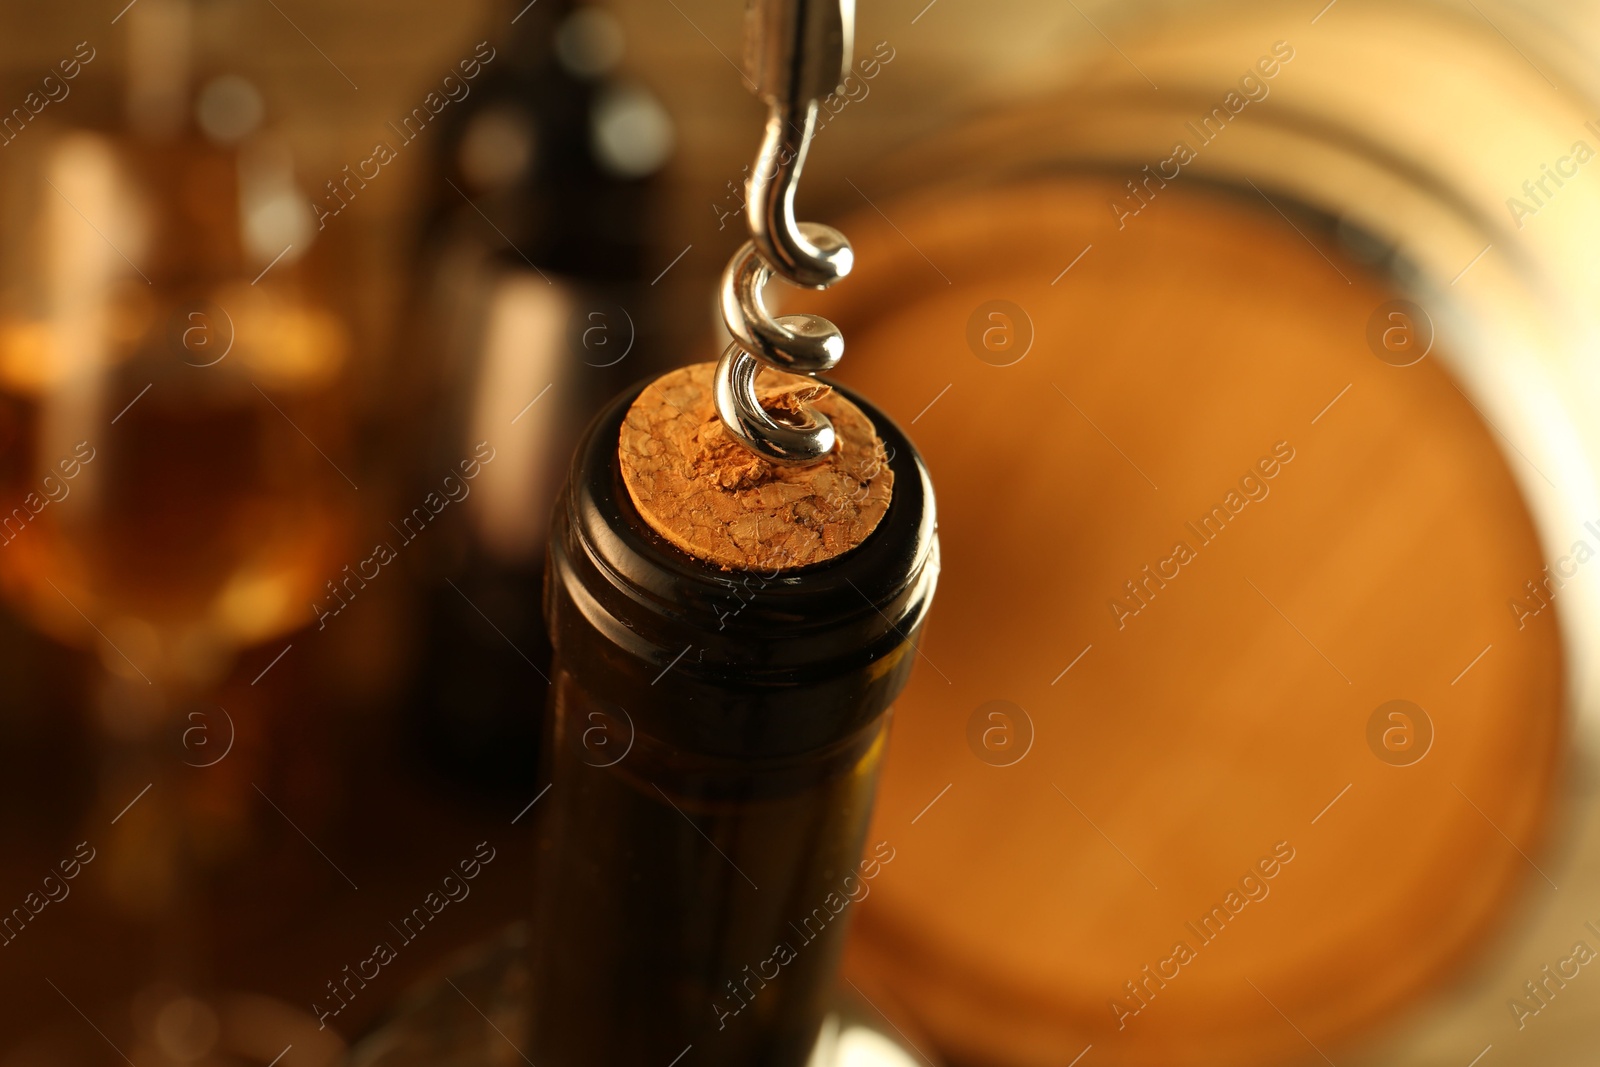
548;374;939;688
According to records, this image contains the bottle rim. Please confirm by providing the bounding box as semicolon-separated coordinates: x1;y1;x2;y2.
548;373;939;686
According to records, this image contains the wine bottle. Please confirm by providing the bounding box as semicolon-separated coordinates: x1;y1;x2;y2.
527;369;939;1065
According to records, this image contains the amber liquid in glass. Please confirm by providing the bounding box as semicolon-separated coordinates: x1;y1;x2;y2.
0;383;345;658
0;129;352;667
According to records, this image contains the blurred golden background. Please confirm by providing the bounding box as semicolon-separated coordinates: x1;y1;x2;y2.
0;0;1598;1065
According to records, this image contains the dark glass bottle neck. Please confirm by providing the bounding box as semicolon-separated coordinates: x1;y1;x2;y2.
421;0;660;280
544;378;939;761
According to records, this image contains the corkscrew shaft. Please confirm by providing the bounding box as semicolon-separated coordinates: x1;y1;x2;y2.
716;0;856;465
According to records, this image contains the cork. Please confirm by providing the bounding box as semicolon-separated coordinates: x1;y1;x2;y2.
617;362;893;572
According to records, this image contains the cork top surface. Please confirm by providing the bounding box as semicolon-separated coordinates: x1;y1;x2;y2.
617;361;893;572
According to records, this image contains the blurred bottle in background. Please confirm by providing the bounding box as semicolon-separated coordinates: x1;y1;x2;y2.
396;0;674;795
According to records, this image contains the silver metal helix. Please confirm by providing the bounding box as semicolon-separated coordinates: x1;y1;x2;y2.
715;0;855;465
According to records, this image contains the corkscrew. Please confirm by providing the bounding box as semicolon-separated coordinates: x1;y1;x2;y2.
715;0;856;465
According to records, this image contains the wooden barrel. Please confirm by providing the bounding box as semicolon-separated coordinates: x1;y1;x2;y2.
811;177;1565;1067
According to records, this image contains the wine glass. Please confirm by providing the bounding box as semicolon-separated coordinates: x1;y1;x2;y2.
0;101;355;918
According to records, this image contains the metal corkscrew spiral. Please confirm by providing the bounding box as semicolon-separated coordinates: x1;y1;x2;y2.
715;0;856;465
